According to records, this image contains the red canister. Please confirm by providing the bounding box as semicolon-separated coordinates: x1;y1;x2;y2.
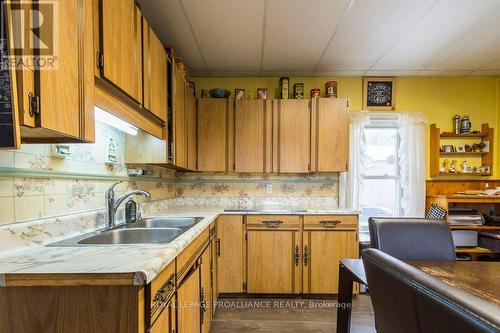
310;88;321;98
325;81;337;97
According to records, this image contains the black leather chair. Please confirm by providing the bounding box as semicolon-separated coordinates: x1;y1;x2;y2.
362;248;500;333
368;217;455;261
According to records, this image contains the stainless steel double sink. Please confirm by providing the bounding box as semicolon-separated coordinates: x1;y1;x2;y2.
48;217;204;246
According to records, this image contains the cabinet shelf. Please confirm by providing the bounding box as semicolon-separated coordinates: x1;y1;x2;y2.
430;123;494;178
440;133;487;138
438;173;491;177
439;152;487;156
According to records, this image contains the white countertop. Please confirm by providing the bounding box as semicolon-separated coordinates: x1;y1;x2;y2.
0;207;359;286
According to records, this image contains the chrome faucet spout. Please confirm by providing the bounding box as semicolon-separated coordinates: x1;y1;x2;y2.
106;182;151;229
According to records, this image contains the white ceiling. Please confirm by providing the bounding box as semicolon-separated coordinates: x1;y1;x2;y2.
138;0;500;77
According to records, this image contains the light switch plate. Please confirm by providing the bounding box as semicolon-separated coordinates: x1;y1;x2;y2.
266;184;272;193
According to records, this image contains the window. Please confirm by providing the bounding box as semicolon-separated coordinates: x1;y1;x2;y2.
343;112;427;236
359;120;402;231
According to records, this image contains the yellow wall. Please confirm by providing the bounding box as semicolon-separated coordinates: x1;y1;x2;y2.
192;76;500;179
497;78;500;177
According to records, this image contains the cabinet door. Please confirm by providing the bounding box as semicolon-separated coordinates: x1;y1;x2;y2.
150;303;174;333
234;100;271;172
211;231;219;313
274;99;310;173
143;19;167;122
7;0;95;143
303;231;358;294
173;62;187;168
100;0;142;102
185;85;197;170
247;230;301;294
200;247;212;333
197;99;229;172
177;265;201;333
312;98;349;172
217;215;245;293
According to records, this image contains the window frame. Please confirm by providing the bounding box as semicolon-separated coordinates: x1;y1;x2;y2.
359;118;403;231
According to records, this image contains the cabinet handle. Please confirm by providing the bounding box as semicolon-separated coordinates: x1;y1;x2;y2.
303;245;309;266
152;273;176;310
28;92;40;117
216;239;221;257
262;220;283;228
320;220;341;228
295;245;300;266
200;287;207;325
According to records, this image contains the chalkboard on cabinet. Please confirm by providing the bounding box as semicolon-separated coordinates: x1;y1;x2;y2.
0;4;19;149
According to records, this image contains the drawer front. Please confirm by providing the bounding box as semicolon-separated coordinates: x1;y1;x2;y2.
150;261;176;323
303;215;358;231
246;215;301;231
177;227;210;281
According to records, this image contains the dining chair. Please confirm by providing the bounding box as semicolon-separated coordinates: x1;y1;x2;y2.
368;217;455;261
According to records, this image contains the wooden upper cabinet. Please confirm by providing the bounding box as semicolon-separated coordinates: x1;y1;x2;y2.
234;100;272;172
273;99;311;173
311;98;349;172
197;99;230;172
173;61;187;168
99;0;142;102
185;85;197;170
142;19;167;122
5;0;94;144
172;62;186;168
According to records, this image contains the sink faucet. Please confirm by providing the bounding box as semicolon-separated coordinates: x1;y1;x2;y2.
106;181;151;229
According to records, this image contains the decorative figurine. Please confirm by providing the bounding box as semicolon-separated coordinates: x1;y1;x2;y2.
442;159;450;173
449;160;458;173
461;160;468;173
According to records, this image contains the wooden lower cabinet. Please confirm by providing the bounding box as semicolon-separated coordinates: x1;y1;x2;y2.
177;263;201;333
303;230;358;294
200;246;212;333
216;215;245;293
176;224;215;333
247;230;302;294
150;302;175;333
237;214;358;295
210;227;219;315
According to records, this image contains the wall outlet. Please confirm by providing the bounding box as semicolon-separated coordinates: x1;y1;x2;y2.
266;184;273;193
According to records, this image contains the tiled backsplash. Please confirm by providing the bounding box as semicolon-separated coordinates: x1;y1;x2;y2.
0;123;339;226
0;122;175;226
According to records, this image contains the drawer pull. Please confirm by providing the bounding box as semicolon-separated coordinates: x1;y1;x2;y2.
152;273;176;309
262;220;283;228
320;220;341;228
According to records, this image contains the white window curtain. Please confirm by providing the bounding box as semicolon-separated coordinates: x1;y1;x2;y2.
398;112;427;217
340;111;427;218
339;111;370;210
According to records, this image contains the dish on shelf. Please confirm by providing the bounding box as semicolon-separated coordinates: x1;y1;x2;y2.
209;88;231;98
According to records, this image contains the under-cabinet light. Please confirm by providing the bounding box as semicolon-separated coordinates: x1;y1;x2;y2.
94;106;138;136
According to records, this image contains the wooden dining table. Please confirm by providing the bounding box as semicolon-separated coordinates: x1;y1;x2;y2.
409;261;500;306
336;259;500;333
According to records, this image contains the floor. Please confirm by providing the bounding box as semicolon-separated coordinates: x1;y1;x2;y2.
210;295;376;333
